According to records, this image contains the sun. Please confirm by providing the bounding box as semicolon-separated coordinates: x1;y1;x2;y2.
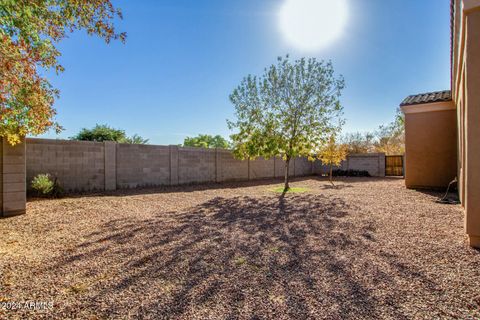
278;0;349;52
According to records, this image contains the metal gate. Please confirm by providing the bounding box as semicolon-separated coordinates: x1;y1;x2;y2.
385;155;404;176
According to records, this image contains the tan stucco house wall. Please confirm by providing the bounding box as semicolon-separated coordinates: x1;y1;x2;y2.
402;0;480;248
402;102;457;189
453;0;480;248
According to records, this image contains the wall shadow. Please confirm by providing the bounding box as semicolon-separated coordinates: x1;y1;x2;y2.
410;187;460;204
26;176;314;200
27;176;404;202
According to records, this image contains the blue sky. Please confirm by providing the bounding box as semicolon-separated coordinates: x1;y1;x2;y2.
42;0;451;145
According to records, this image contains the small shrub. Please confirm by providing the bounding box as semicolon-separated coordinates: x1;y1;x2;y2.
67;282;89;294
234;256;247;266
332;169;371;177
31;174;64;197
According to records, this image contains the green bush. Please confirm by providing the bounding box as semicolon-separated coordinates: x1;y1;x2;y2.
31;174;63;197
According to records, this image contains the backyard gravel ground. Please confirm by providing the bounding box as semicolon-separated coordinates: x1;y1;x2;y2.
1;177;479;319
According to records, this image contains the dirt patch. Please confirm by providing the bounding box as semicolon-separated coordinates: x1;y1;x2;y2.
0;177;478;319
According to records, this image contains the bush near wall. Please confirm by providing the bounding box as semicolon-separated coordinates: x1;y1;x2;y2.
30;173;64;198
332;169;371;177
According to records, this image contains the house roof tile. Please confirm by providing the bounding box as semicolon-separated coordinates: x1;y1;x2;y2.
400;90;452;106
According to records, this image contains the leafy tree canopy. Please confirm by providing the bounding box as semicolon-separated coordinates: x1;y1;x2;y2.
374;107;405;155
71;124;148;144
0;0;125;145
343;108;405;156
228;55;345;190
183;134;230;149
123;134;149;145
318;135;348;185
342;132;375;154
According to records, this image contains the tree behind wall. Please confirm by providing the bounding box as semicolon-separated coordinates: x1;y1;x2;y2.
343;108;405;155
0;1;125;145
183;134;230;149
373;108;405;155
228;56;345;191
121;134;149;145
71;124;148;144
343;132;375;154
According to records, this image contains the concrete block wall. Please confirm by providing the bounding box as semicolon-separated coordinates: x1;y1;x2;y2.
348;153;385;177
116;144;170;188
24;138;386;193
26;139;104;191
313;153;386;177
275;157;295;178
104;141;116;190
216;149;249;182
1;138;26;217
178;147;216;184
249;157;275;180
294;157;314;176
169;145;179;185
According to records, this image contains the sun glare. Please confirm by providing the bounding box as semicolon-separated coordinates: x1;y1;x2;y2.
278;0;349;52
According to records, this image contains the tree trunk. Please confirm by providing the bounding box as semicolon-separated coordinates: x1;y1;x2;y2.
284;157;291;191
329;164;335;187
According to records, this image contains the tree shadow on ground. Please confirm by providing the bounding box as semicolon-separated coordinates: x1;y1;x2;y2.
320;183;354;190
47;193;441;319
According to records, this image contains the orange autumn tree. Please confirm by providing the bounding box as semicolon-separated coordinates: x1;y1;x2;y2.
0;0;126;145
318;135;348;186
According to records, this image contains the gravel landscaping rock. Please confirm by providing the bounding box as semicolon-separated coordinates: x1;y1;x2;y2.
0;177;479;319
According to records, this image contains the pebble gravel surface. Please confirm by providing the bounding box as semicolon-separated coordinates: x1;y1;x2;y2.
0;177;479;319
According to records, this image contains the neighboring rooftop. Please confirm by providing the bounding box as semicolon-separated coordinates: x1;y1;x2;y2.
400;90;452;106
